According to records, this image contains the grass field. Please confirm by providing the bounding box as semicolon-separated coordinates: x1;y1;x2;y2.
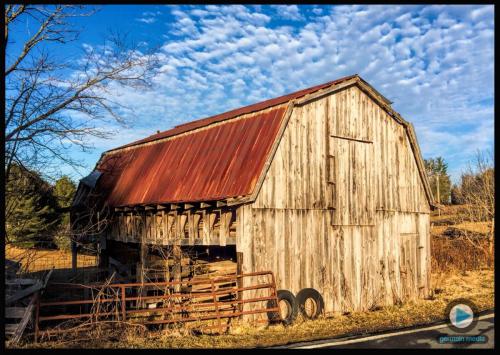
5;245;97;272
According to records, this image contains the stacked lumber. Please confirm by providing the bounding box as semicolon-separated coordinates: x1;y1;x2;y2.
141;256;237;283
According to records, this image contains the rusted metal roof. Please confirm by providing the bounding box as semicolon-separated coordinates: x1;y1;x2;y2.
95;74;360;207
97;106;286;206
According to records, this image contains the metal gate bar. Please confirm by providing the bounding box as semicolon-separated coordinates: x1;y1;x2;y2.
35;271;280;341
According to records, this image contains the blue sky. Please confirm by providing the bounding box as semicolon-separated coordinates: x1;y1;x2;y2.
7;4;494;183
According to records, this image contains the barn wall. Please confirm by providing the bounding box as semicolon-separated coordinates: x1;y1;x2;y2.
238;85;431;316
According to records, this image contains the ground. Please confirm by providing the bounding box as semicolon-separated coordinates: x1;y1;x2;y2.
20;269;493;348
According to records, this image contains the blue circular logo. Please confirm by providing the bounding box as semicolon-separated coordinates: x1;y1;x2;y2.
445;299;479;333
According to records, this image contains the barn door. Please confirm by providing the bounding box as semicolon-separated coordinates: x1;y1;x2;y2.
328;137;375;226
399;233;418;300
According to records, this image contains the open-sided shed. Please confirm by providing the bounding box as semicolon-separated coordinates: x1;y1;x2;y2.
72;74;434;318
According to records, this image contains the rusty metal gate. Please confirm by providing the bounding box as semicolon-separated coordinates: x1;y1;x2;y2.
35;271;280;341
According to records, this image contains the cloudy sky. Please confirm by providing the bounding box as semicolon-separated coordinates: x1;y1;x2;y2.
11;4;495;183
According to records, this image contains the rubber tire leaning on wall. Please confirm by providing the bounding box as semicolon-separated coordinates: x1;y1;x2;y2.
296;288;325;320
267;289;299;325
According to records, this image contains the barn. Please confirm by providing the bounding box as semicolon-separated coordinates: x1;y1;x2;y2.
72;74;434;321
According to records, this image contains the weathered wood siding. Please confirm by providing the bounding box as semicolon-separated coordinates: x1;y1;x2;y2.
238;85;431;316
106;207;237;246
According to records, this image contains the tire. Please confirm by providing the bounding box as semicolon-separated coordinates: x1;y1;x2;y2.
267;289;299;325
296;288;324;320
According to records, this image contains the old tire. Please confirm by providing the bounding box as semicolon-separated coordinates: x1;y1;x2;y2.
296;288;324;320
267;289;298;325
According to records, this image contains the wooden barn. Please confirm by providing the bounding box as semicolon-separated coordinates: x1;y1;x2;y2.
72;74;434;320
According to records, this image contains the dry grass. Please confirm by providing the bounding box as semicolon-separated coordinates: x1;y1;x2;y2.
431;232;493;273
5;245;97;272
431;222;492;236
17;269;494;349
430;205;494;273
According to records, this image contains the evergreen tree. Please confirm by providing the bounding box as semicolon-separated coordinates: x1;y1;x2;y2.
450;184;463;205
424;157;452;204
54;176;77;209
5;165;59;248
53;176;77;250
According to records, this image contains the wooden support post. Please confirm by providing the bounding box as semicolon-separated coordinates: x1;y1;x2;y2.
236;252;243;317
71;240;77;273
173;244;182;293
193;213;201;241
137;234;147;306
188;213;195;245
139;239;146;283
160;210;166;244
98;233;109;270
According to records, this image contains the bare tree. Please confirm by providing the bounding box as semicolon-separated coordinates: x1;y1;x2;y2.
454;150;495;256
5;5;158;181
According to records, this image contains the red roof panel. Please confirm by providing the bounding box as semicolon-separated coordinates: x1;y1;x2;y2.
97;106;286;206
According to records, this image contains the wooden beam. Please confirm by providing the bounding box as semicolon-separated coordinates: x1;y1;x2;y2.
6;281;43;305
6;307;27;319
5;279;37;286
295;77;359;106
226;196;251;206
170;203;180;210
200;202;211;209
330;134;373;144
145;205;156;211
157;204;168;211
184;203;194;210
216;200;227;208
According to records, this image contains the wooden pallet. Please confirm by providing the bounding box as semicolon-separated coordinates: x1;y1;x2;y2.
5;293;37;344
5;269;53;344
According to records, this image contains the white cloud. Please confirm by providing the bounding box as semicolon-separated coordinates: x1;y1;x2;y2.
272;5;305;21
137;17;156;24
311;7;323;15
136;9;163;24
68;5;493;182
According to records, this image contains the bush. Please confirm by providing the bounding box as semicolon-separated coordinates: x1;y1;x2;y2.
431;235;494;273
53;228;72;251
